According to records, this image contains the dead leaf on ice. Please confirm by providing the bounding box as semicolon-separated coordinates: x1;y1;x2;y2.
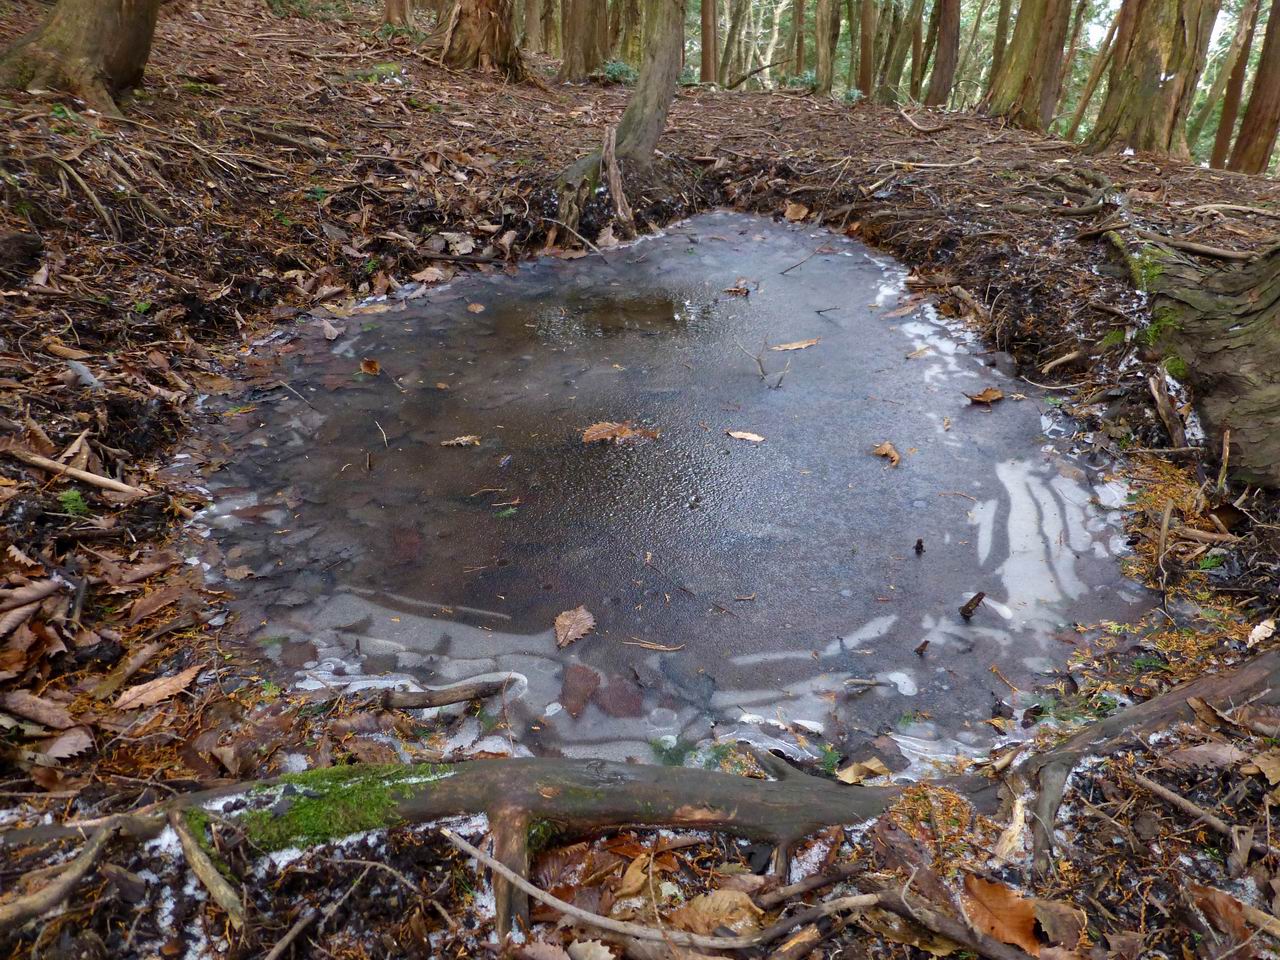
320;319;343;341
554;606;596;648
836;756;890;784
467;302;485;313
582;421;659;444
872;441;901;466
724;278;751;296
965;386;1005;405
225;564;254;581
360;358;381;376
783;201;809;222
1249;618;1276;647
115;664;202;710
726;430;765;443
441;435;481;447
770;338;820;351
961;874;1040;955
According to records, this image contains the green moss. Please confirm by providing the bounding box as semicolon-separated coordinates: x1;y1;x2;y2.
183;807;235;881
527;818;560;855
1143;306;1181;346
1133;245;1166;292
1163;355;1190;381
238;763;451;851
1098;329;1126;350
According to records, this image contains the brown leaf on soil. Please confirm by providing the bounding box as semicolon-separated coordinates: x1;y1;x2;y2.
517;945;572;960
554;606;596;648
668;889;763;935
965;386;1005;405
360;357;381;376
1189;882;1252;945
441;435;481;447
1244;749;1280;784
0;691;75;729
614;852;652;897
1165;742;1249;769
582;421;659;444
769;338;820;351
128;584;184;624
872;441;901;466
115;664;202;710
42;726;93;759
726;430;765;443
783;201;809;222
1034;900;1087;949
961;874;1041;956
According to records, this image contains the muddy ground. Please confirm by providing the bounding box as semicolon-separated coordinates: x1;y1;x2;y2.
3;0;1280;957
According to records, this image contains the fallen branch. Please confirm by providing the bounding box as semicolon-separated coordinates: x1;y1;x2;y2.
170;810;246;930
1134;229;1254;262
1131;772;1280;859
897;109;947;134
2;447;146;497
309;676;516;711
0;823;116;931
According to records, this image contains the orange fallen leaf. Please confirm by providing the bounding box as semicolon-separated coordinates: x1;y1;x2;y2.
554;606;596;648
115;664;202;710
783;201;809;222
669;889;763;935
836;756;890;784
961;874;1040;955
770;338;820;351
467;302;486;313
966;386;1004;405
360;358;381;376
872;441;901;466
726;430;765;443
582;421;659;444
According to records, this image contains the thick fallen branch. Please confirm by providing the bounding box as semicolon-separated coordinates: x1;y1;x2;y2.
1;447;146;497
0;823;116;931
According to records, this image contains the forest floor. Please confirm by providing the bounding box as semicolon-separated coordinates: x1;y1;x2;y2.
3;0;1280;957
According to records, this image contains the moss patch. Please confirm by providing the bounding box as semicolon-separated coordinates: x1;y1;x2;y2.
238;763;451;851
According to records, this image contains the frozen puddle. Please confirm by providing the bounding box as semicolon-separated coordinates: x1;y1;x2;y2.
194;211;1150;763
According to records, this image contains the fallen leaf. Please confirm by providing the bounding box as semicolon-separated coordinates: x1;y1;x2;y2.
321;319;342;340
836;756;890;784
669;889;763;934
0;691;75;730
1034;899;1087;949
518;944;572;960
128;584;184;624
1244;749;1280;784
1189;882;1251;944
1249;619;1276;648
1165;742;1248;769
783;201;809;222
225;565;254;581
726;430;765;443
360;358;380;376
467;302;486;313
724;279;751;296
993;796;1027;861
858;908;962;956
966;386;1005;405
554;606;596;649
961;874;1040;955
441;435;481;447
43;726;93;759
582;421;659;444
412;265;448;284
115;664;202;710
770;338;820;351
872;441;901;466
615;852;652;897
566;941;613;960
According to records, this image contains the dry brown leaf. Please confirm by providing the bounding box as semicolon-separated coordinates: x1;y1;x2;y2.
360;358;380;376
769;338;820;351
467;302;486;313
726;430;765;443
43;726;93;759
872;441;901;466
128;584;183;625
225;564;254;581
554;606;596;649
961;874;1040;956
783;201;809;222
1034;900;1086;949
669;889;763;935
614;852;651;898
0;691;75;730
723;279;751;296
517;944;573;960
582;421;659;444
965;387;1005;405
836;756;890;784
1245;749;1280;785
1165;742;1248;769
441;435;481;447
1189;882;1251;943
115;664;202;710
566;942;613;960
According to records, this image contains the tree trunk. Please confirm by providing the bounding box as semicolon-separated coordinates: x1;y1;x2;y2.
763;0;787;84
1052;0;1088;118
616;0;643;62
923;0;958;105
559;0;607;78
1187;0;1259;149
719;0;750;84
791;0;808;75
1083;0;1221;155
1212;0;1260;167
982;0;1073;130
951;0;989;107
443;0;524;77
0;0;162;115
384;0;415;26
908;8;924;98
858;0;877;94
813;0;839;92
845;0;858;88
615;0;685;160
1228;0;1280;173
701;0;719;80
916;0;940;98
875;0;900;85
522;0;544;49
1065;10;1119;139
989;0;1011;83
1153;247;1280;487
877;0;924;101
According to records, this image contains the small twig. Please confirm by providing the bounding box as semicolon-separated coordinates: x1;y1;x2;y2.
542;217;611;263
1133;229;1254;262
1132;772;1280;859
2;446;146;497
1040;349;1083;375
897;109;947;134
0;824;117;930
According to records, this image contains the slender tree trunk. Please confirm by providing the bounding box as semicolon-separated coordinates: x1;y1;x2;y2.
908;9;924;98
791;0;808;75
917;0;941;95
982;0;1073;129
522;0;544;49
1229;0;1280;173
1084;0;1220;155
952;0;990;107
615;0;686;160
1187;0;1259;148
876;0;900;84
1154;247;1280;487
543;0;561;55
443;0;524;76
989;0;1012;83
1052;0;1088;118
616;0;644;62
877;0;924;100
814;0;840;92
719;0;750;83
385;0;415;26
859;0;877;94
1065;10;1119;139
701;0;718;80
559;0;607;78
846;0;859;87
1212;0;1260;166
0;0;162;115
924;0;958;105
763;0;787;83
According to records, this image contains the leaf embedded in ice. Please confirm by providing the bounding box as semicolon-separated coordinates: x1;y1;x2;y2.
726;430;765;443
770;338;820;351
965;386;1005;405
554;606;596;649
872;441;901;466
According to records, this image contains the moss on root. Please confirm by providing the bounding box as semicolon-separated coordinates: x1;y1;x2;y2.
235;763;453;852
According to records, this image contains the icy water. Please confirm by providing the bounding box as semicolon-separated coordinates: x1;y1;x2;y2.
194;211;1150;765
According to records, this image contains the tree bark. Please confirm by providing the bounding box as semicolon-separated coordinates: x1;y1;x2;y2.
1052;0;1088;117
522;0;544;50
982;0;1073;130
1187;0;1259;149
858;0;877;95
615;0;684;160
1228;0;1280;173
1152;245;1280;487
384;0;415;26
763;0;787;84
443;0;524;77
559;0;607;78
877;0;924;101
923;0;958;105
989;0;1011;82
915;0;940;99
1212;0;1260;167
791;0;808;75
908;7;924;98
1084;0;1221;155
813;0;839;92
0;0;162;115
719;0;750;84
952;0;990;107
1065;10;1119;139
616;0;644;63
701;0;719;80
